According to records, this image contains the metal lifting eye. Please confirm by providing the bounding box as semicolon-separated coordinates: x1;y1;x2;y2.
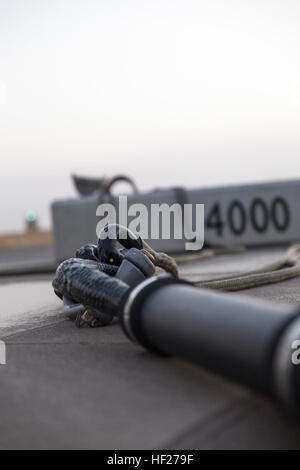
96;223;178;276
97;224;144;267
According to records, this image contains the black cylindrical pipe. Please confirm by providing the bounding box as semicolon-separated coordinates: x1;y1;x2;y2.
121;276;300;410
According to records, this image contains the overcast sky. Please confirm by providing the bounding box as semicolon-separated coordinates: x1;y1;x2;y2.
0;0;300;232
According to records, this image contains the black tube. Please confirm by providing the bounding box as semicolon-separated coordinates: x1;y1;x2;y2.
121;276;300;410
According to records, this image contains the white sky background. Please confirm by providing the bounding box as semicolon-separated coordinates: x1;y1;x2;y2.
0;0;300;232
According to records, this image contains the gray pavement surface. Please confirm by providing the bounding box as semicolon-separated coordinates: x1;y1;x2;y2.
1;245;300;449
0;244;56;275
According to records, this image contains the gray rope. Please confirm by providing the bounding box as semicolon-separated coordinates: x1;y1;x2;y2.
141;240;179;277
192;244;300;291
